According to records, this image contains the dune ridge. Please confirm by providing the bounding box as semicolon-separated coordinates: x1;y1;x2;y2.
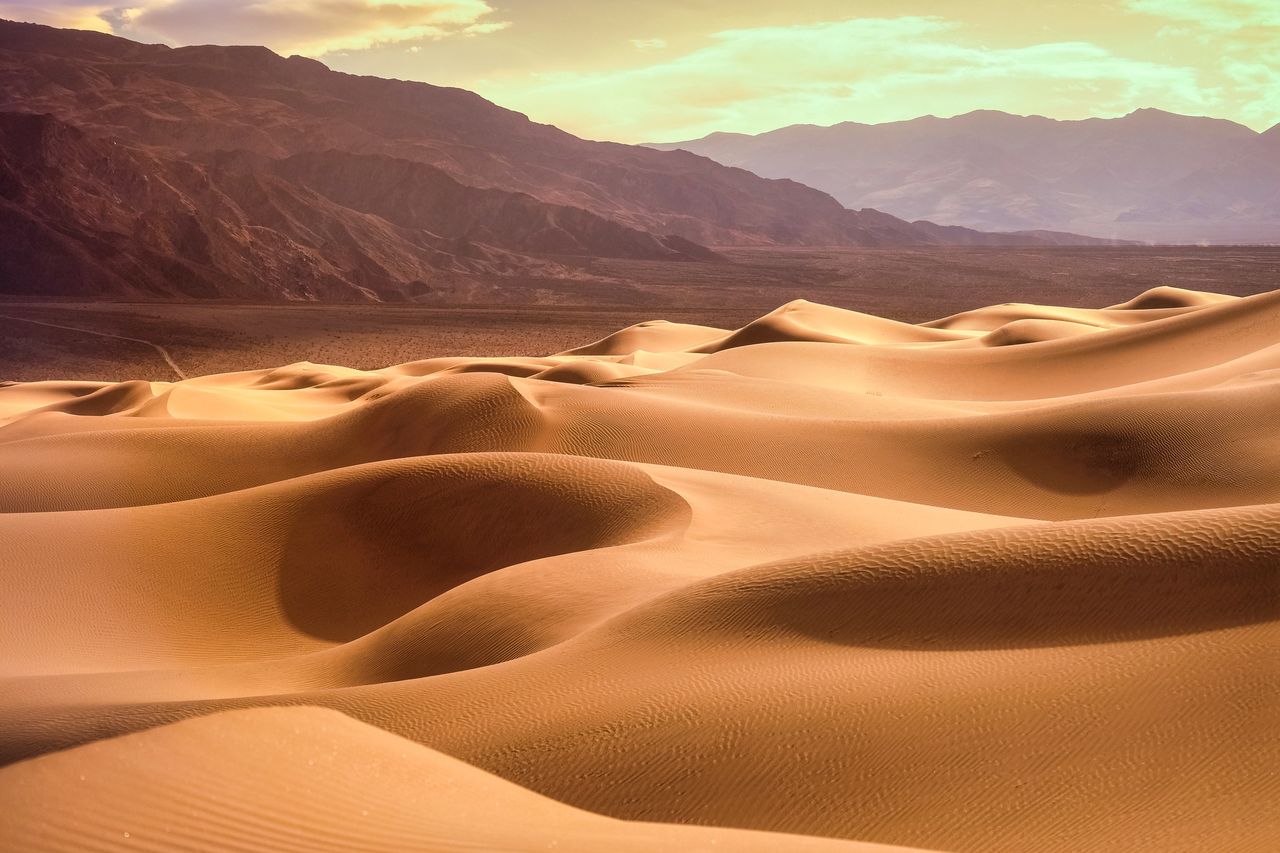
0;285;1276;852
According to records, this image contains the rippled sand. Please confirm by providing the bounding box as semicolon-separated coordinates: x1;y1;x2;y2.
1;286;1276;852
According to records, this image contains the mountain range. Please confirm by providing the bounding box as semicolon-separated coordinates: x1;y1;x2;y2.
0;20;1115;303
650;110;1280;244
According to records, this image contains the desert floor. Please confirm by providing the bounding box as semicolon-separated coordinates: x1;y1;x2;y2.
0;277;1277;851
3;246;1278;382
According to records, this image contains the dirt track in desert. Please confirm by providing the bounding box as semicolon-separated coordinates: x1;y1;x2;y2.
1;285;1277;852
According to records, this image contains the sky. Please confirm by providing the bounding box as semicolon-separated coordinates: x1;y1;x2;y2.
6;1;1279;142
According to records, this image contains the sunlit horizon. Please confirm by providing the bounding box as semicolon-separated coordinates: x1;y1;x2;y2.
5;1;1277;142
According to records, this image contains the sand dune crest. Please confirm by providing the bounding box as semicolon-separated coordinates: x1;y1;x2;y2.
0;288;1275;851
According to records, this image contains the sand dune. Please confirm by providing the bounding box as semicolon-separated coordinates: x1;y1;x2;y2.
1;286;1276;851
0;706;923;852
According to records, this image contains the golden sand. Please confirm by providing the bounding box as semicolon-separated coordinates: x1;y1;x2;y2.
1;286;1276;851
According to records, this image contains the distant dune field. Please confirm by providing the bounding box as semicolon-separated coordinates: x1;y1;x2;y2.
3;245;1278;382
1;284;1276;851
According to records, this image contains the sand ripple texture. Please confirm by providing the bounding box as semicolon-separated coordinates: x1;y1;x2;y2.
1;286;1277;852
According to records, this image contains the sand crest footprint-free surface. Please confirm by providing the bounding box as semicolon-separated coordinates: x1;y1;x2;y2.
1;286;1277;852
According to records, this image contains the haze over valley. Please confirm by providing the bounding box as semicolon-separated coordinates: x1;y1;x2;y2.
651;109;1280;244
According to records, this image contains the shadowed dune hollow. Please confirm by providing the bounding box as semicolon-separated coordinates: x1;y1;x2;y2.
1;285;1277;852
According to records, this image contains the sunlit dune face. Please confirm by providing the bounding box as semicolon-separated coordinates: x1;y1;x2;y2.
3;0;1276;140
2;287;1278;851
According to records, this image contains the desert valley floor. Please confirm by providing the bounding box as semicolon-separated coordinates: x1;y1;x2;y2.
1;284;1277;852
4;245;1280;383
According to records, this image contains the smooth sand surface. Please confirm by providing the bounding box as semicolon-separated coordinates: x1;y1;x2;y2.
0;286;1276;851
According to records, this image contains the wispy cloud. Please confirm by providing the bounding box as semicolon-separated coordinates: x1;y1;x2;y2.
5;2;1274;138
1125;0;1280;29
479;17;1211;142
1127;0;1280;128
1;1;116;32
1;0;507;55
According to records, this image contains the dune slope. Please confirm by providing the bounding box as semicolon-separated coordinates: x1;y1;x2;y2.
0;706;927;853
1;285;1276;852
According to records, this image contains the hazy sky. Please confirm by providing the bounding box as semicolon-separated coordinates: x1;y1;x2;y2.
8;1;1279;141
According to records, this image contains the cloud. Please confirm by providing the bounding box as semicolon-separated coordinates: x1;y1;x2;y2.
1222;58;1280;125
478;16;1213;142
0;1;115;32
8;3;1272;137
1126;0;1280;128
1125;0;1280;30
1;0;507;55
461;20;508;36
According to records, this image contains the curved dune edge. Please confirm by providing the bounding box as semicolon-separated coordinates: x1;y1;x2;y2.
0;286;1276;852
0;706;928;853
